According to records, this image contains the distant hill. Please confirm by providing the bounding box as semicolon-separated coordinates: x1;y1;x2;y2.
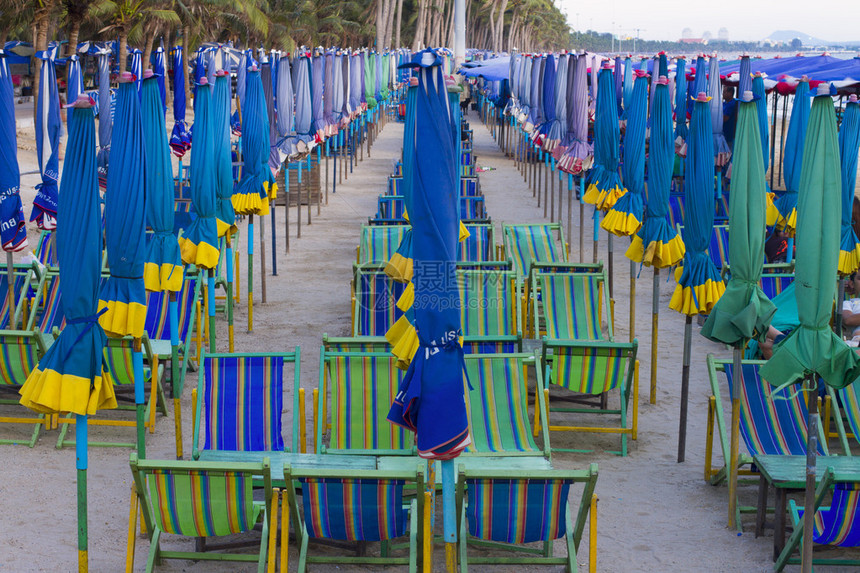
766;30;828;46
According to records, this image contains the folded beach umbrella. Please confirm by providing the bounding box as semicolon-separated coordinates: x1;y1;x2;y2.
261;59;280;170
170;46;191;158
623;55;633;112
214;72;236;238
18;97;116;570
364;52;377;110
381;52;390;101
233;68;272;216
590;54;599;112
151;40;167;114
670;91;725;315
360;51;367;110
544;53;568;154
323;52;335;137
67;54;83;107
193;49;206;92
142;72;183;293
558;53;593;175
275;56;294;140
838;95;860;275
532;54;555;147
0;52;28;252
349;53;362;119
129;48;142;94
234;49;248;130
614;56;623;116
206;48;217;88
312;54;325;141
516;55;531;125
96;48;112;188
525;55;542;133
709;55;731;167
331;52;344;129
628;76;684;267
674;57;688;144
776;77;810;234
32;44;62;230
603;69;647;236
583;62;626;211
750;72;780;227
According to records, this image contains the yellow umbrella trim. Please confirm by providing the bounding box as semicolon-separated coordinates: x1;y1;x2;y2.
19;368;116;416
144;262;184;293
178;236;220;270
98;299;147;339
669;278;726;316
626;233;686;269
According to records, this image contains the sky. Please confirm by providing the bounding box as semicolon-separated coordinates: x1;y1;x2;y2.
557;0;860;43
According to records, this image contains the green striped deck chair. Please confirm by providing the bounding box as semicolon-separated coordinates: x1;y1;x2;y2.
0;263;40;331
284;464;425;572
317;350;414;456
192;350;301;459
463;354;550;459
759;272;794;300
33;230;58;269
389;174;402;194
532;270;611;342
352;266;407;337
357;224;409;265
0;329;49;446
322;334;390;353
30;271;65;335
830;380;860;455
57;336;168;449
129;453;273;573
456;464;598;571
502;223;568;280
459;223;495;263
458;269;521;353
541;339;639;456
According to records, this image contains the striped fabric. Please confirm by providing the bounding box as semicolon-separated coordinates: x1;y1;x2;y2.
804;483;860;547
505;225;563;278
327;354;411;450
145;277;197;341
466;478;569;543
0;274;26;329
35;231;58;267
377;196;406;222
461;178;480;197
104;341;137;386
459;270;515;337
723;363;825;456
300;477;407;541
461;196;487;220
463;356;538;454
551;345;628;394
837;382;860;450
759;274;794;300
358;225;408;265
710;225;730;270
203;355;284;452
463;340;518;354
389;175;402;195
354;271;407;337
0;334;39;385
668;194;685;229
540;274;603;340
36;273;65;332
147;469;260;536
459;224;493;262
715;193;730;223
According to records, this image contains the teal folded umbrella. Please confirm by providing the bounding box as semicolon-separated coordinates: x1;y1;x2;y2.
213;72;237;237
776;77;810;235
838;95;860;275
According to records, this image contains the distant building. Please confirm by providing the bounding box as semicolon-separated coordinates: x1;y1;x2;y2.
718;27;729;41
682;27;693;38
702;30;713;41
680;37;705;45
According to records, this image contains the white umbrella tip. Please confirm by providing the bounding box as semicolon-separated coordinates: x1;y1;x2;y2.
119;71;135;83
742;90;754;102
143;69;155;79
816;83;831;96
68;93;94;108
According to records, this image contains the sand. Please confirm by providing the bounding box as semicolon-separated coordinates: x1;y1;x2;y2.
0;107;854;572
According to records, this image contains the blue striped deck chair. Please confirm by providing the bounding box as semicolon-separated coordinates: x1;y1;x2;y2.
678;224;729;271
191;350;301;460
322;334;389;353
458;223;495;262
32;272;65;335
284;464;425;571
456;464;599;571
541;339;639;456
458;269;521;353
357;224;409;265
352;266;407;337
532;269;611;342
705;355;827;490
376;195;407;223
129;453;273;573
393;161;403;176
502;223;568;282
57;336;168;449
460;196;487;221
715;191;730;224
33;230;58;269
461;177;480;197
462;353;550;459
829;379;860;455
316;350;414;456
0;264;38;331
759;273;795;300
668;193;685;229
461;164;476;178
388;175;402;195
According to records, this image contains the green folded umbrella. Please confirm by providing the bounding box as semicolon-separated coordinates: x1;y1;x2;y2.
701;92;776;345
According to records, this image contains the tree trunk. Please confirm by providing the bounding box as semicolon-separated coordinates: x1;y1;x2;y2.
413;0;426;50
33;7;50;120
394;0;403;48
142;25;160;74
495;0;508;52
182;25;192;105
446;0;455;49
375;0;384;49
118;31;128;74
68;20;81;58
382;0;394;48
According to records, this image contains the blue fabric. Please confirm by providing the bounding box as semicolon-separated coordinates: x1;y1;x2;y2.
67;54;83;107
674;58;688;142
592;67;622;194
709;56;731;157
0;52;27;251
614;56;623;117
782;79;810;195
129;49;142;93
96;51;112;183
611;72;646;227
235;70;270;208
170;47;191;157
537;54;556;138
752;74;770;173
151;41;167;114
839;100;860;259
526;56;542;129
214;74;236;231
459;56;509;81
32;46;61;229
312;55;325;137
623;56;633;112
184;81;219;267
275;55;293;139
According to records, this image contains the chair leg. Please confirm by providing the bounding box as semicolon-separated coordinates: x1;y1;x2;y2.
145;528;162;573
459;501;469;573
125;486;138;573
298;526;309;573
409;498;418;573
705;396;715;483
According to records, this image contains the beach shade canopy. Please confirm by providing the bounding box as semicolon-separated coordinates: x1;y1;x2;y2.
614;56;623;116
623;55;634;111
179;78;220;270
99;76;147;338
213;72;236;237
603;69;648;236
0;52;28;251
312;54;325;140
260;59;280;171
525;55;543;133
331;52;345;129
170;46;191;158
32;44;62;230
627;76;684;267
19;96;116;415
96;49;112;188
583;63;626;211
364;52;377;110
534;54;556;147
701;91;776;344
674;57;688;144
670;92;726;315
557;53;593;174
349;53;362;119
129;48;142;93
323;52;335;137
761;84;860;388
709;56;731;167
838;95;860;275
142;72;183;293
388;49;470;460
545;54;567;152
275;55;294;140
233;68;272;216
777;77;810;234
67;54;83;108
151;41;168;114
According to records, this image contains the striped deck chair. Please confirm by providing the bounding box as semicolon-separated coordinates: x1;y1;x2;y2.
462;353;550;459
462;164;476;178
677;224;730;271
532;270;610;342
316;350;414;455
777;471;860;572
668;193;685;229
33;230;58;269
459;223;494;262
0;264;39;331
57;336;168;449
759;272;795;300
322;334;389;353
129;453;273;573
357;224;409;265
30;271;65;335
192;350;301;459
376;195;407;223
461;177;481;197
456;464;599;571
388;175;402;195
459;269;521;353
715;192;730;224
829;379;860;455
352;267;407;337
0;329;49;446
284;464;425;572
460;196;487;221
541;339;639;456
502;223;568;282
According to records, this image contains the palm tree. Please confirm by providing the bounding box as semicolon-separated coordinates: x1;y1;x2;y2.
90;0;180;72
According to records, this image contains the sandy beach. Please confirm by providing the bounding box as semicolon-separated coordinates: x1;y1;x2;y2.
1;103;857;573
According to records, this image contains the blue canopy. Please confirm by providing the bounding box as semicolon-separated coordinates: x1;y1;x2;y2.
535;54;557;144
777;78;810;234
458;56;510;82
170;46;190;158
312;54;325;140
838;97;860;275
558;53;593;175
67;54;83;107
129;48;142;93
525;55;542;133
32;45;62;230
275;55;293;139
709;56;731;166
0;52;27;251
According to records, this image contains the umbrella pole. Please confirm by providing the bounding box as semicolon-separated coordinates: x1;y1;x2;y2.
134;337;146;457
297;162;302;239
316;147;321;216
169;292;182;459
260;210;267;303
558;167;563;223
802;373;818;573
579;177;585;261
248;214;254;332
727;345;744;529
677;315;693;460
338;130;343;185
548;157;554;221
442;459;457;573
333;134;337;195
650;268;659;404
226;233;235;352
592;208;599;264
567;174;573;251
325;139;330;204
307;156;312;225
6;252;16;330
76;414;88;573
607;233;614;298
543;152;548;217
537;149;542;204
837;279;845;338
629;257;635;342
208;269;216;353
271;197;277;276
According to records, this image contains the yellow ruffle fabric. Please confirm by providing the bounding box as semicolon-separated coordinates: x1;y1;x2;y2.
19;368;116;416
765;192;780;228
669;278;726;316
459;221;470;242
782;208;797;237
384;252;413;283
582;182;602;205
266;180;278;201
144;262;184;293
98;299;148;339
232;192;270;216
597;186;626;212
396;283;414;312
216;218;238;238
839;244;860;276
178;236;221;270
601;210;642;237
626;233;686;268
386;315;419;370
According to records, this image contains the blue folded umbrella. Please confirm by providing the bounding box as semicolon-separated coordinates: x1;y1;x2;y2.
32;45;62;230
170;46;191;158
0;51;27;251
